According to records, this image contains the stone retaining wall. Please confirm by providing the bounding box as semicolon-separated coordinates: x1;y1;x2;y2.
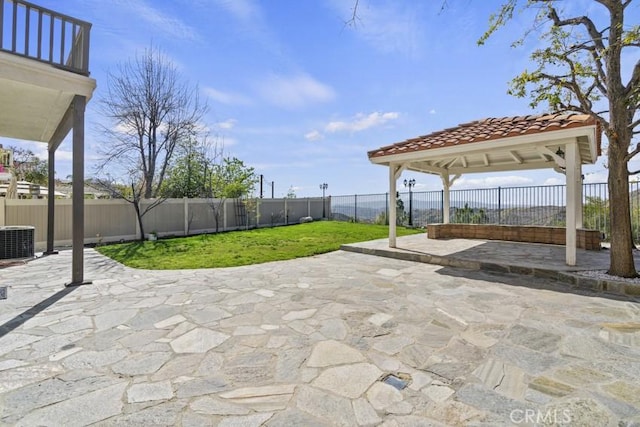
427;223;601;250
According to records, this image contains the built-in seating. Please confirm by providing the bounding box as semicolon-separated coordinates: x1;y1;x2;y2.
427;223;602;250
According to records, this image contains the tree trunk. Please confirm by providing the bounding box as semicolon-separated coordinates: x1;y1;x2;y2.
607;135;637;277
133;200;146;241
605;1;636;277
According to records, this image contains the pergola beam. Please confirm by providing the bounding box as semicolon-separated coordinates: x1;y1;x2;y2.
509;150;523;164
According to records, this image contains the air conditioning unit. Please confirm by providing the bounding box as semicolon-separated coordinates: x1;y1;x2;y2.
0;226;35;260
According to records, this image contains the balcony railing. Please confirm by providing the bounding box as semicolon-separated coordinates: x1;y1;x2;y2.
0;0;90;75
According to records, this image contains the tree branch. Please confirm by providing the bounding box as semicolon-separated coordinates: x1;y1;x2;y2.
625;142;640;163
548;8;606;52
626;59;640;97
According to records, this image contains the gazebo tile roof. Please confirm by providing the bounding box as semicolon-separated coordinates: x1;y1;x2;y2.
367;113;599;159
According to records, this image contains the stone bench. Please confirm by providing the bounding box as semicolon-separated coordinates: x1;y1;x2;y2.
427;223;602;250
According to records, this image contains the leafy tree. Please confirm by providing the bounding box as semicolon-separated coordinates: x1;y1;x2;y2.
98;46;206;199
583;196;610;239
480;1;640;277
286;186;297;198
8;146;47;185
396;192;408;225
207;157;258;232
161;138;214;198
453;203;488;224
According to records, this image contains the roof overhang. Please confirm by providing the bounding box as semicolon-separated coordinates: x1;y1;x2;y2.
368;114;600;176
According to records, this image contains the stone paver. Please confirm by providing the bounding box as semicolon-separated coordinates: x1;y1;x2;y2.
1;242;639;425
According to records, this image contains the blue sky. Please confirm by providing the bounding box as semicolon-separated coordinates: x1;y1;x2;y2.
4;0;637;197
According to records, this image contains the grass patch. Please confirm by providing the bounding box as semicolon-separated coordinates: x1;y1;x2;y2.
96;221;422;269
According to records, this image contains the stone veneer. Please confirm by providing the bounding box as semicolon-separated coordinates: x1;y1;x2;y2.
427;223;601;250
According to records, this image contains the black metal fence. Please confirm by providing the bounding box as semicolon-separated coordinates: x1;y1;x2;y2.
331;182;640;242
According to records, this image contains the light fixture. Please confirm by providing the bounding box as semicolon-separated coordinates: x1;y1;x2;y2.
555;147;565;159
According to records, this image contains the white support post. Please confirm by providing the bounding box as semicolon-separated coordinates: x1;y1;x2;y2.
388;163;406;247
565;142;580;266
389;165;397;247
0;197;4;226
440;174;460;224
442;174;451;224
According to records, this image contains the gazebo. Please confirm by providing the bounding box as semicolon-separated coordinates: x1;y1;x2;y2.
367;113;601;266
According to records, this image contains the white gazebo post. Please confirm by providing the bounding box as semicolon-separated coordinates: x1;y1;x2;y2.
442;173;450;224
389;165;397;247
565;141;581;266
388;163;405;248
440;173;460;224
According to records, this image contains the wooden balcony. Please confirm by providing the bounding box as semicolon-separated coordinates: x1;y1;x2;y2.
0;0;95;143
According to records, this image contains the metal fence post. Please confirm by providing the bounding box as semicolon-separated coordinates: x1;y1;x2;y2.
440;190;444;223
498;186;502;224
354;194;358;223
385;192;389;225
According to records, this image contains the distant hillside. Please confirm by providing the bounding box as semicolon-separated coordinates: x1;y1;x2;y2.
332;203;567;226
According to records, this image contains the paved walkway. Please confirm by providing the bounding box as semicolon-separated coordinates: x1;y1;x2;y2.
1;240;639;426
342;235;640;297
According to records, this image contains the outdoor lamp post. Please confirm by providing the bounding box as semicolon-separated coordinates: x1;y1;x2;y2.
404;178;416;226
320;183;328;218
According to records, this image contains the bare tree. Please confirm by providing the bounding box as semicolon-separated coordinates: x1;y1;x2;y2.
93;174;165;241
98;46;206;199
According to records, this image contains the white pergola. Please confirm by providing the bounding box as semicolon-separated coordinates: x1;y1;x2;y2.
368;113;601;266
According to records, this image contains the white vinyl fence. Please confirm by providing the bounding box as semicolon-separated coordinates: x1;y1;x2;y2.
0;197;330;251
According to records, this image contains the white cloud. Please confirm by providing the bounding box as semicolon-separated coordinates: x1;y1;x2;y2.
543;177;565;186
325;112;400;133
429;109;436;115
257;74;335;109
584;171;608;184
125;0;199;41
203;87;252;106
305;130;324;141
452;175;534;189
217;119;237;130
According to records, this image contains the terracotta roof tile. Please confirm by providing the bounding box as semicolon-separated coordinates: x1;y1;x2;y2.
368;113;600;159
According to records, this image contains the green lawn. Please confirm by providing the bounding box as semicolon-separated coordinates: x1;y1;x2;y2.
95;221;423;269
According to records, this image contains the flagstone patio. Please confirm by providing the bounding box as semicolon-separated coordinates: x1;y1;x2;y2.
0;242;639;425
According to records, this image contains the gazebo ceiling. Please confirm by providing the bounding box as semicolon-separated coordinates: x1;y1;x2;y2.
368;113;601;175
